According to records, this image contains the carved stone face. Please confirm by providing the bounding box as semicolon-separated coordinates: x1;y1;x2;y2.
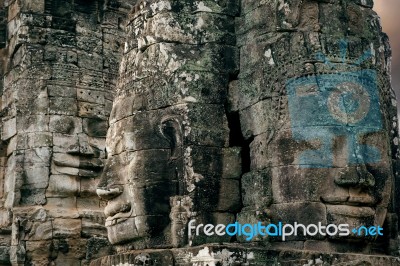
47;89;108;213
96;98;185;246
51;116;106;178
248;68;394;242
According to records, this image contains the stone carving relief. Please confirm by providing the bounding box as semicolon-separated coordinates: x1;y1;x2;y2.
93;0;400;265
0;0;131;264
96;0;241;251
0;0;398;265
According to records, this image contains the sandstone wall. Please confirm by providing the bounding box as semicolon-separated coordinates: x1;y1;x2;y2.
0;0;130;264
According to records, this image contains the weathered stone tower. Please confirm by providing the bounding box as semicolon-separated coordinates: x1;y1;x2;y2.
0;0;130;264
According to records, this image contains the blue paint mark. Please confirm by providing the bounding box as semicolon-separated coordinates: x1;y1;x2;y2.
286;70;382;168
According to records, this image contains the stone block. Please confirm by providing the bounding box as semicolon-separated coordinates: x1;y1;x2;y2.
0;246;10;264
24;147;52;166
2;118;16;140
50;162;78;176
52;237;86;260
47;84;76;98
0;209;11;228
81;217;107;237
82;118;107;138
185;104;229;147
276;0;303;30
51;64;79;80
240;99;272;139
77;72;104;90
106;112;175;155
21;0;45;13
236;208;269;242
77;197;101;213
27;132;52;148
46;197;78;218
134;12;235;48
242;170;272;209
190;213;235;245
53;219;81;238
16;114;49;133
186;146;222;175
49;97;77;116
269;202;327;241
24;220;52;241
249;129;302;169
7;136;17;156
53;258;81;266
326;205;375;240
235;69;264;110
85;237;111;261
77;88;105;104
216;179;241;212
66;50;77;64
171;71;229;105
79;178;99;198
20;188;46;206
46;175;79;197
52;133;79;153
16;94;48;116
222;147;242;179
319;2;347;37
52;153;79;168
78;101;106;119
49;115;82;134
22;165;49;189
25;240;51;264
77;52;103;71
7;0;21;21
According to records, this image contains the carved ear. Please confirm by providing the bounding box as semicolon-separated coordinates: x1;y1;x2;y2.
160;118;182;160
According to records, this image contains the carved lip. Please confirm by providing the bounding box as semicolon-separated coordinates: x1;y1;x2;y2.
104;202;132;226
321;195;377;206
321;194;378;218
53;158;104;170
105;214;132;227
53;156;104;177
325;204;375;218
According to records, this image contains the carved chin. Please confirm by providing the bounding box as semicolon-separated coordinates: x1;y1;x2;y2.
107;218;140;245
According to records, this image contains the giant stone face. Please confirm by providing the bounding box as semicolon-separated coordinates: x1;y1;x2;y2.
96;0;399;258
97;102;186;246
256;68;394;243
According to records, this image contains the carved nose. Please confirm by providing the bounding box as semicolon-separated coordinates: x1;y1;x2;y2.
66;144;80;155
335;165;375;188
97;162;122;200
79;136;94;155
79;140;95;155
66;142;95;156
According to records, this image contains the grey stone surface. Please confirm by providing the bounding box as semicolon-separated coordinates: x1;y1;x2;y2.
0;0;399;265
0;0;130;264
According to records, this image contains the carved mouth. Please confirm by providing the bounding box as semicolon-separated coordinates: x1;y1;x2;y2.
105;214;130;227
321;193;379;218
321;195;377;207
104;202;132;227
53;155;104;177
